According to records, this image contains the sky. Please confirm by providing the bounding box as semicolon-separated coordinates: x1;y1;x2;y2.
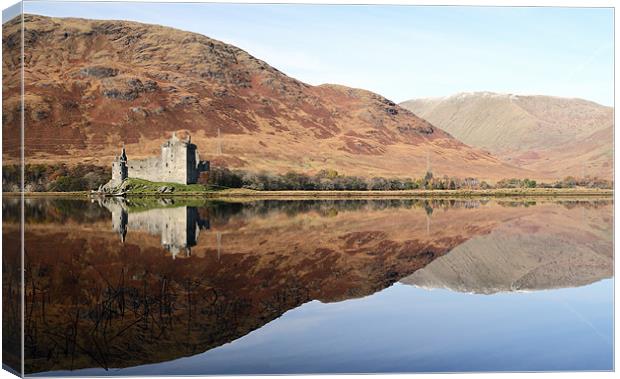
20;1;615;105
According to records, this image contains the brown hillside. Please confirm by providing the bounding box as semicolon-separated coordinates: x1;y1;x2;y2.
2;15;529;182
400;92;613;180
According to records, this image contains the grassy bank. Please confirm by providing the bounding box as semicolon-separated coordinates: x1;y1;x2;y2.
4;187;613;199
116;178;210;194
202;187;614;200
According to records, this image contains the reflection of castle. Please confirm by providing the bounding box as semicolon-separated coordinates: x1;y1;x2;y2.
109;132;210;187
102;199;210;258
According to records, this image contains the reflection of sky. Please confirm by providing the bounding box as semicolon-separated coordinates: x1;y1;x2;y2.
40;279;613;376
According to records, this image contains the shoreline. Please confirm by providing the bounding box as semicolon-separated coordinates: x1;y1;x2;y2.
2;188;614;200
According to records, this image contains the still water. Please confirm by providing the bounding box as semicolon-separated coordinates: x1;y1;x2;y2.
2;197;613;375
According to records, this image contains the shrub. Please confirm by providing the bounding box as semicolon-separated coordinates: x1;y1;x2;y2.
3;163;110;192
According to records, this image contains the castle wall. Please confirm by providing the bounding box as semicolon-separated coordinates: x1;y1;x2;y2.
128;157;163;182
126;143;202;184
188;148;210;184
160;142;189;184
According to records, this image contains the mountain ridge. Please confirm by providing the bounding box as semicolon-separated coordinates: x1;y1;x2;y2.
2;14;532;182
400;92;613;179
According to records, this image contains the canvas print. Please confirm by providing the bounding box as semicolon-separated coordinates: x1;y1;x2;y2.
1;1;614;376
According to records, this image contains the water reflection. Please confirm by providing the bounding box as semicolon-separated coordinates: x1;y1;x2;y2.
99;198;210;258
402;199;613;293
2;197;612;375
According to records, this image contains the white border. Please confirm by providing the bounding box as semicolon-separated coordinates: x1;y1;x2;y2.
0;1;616;379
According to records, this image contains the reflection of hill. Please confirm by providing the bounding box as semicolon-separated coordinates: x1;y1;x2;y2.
401;202;613;294
4;198;611;374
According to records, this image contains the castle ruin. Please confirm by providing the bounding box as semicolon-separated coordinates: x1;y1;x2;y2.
107;132;210;187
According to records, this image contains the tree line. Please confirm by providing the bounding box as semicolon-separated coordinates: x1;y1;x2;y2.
2;164;612;192
3;164;110;192
208;167;612;191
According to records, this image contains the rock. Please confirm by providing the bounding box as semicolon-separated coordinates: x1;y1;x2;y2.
130;107;148;117
200;70;225;80
179;95;198;105
32;109;49;120
144;80;158;92
79;66;118;78
63;100;79;109
157;185;175;193
102;77;158;101
397;124;434;135
103;88;138;101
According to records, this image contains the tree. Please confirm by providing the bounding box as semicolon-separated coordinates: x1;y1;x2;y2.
423;171;433;182
316;169;339;179
422;171;433;190
208;167;243;188
49;176;88;192
563;176;577;188
369;177;390;190
403;178;417;190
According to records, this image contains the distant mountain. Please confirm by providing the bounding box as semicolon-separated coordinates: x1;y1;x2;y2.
401;201;613;294
2;15;530;181
400;92;613;180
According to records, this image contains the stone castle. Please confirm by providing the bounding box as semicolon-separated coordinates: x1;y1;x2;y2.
108;132;210;187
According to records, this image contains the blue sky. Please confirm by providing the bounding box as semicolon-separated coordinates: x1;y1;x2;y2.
23;2;614;105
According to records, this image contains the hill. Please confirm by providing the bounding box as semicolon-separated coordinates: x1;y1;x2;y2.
2;15;530;182
400;92;613;180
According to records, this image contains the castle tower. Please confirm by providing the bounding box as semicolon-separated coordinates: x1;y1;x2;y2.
160;132;210;184
120;146;127;163
111;147;128;185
